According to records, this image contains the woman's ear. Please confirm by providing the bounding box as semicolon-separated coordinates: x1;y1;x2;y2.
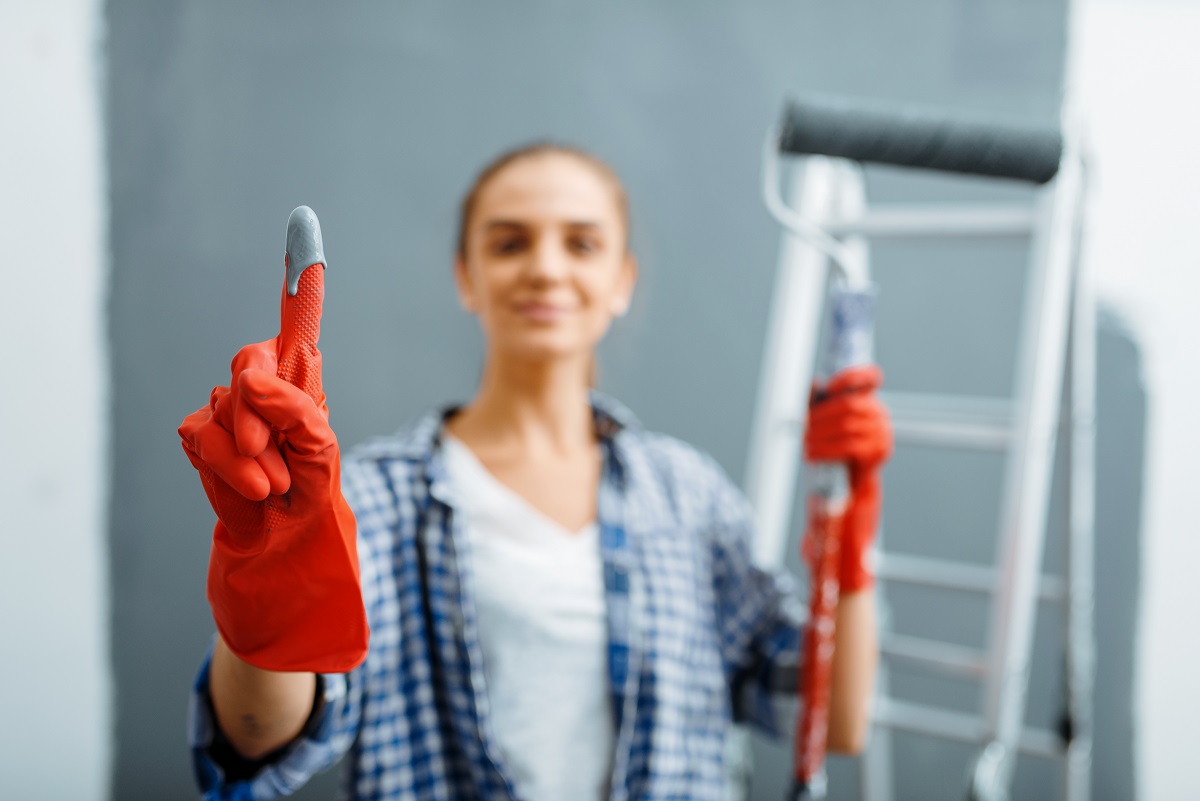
453;255;478;313
611;252;638;317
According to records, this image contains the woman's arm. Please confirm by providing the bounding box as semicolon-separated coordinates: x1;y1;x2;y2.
826;588;878;753
700;441;880;754
209;634;317;760
804;366;891;753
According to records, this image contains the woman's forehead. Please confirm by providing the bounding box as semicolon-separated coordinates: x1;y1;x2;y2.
473;154;622;225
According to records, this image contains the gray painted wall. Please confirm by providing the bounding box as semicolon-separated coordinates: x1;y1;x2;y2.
106;2;1142;799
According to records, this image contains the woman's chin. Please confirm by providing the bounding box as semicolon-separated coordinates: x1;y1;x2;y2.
496;337;595;366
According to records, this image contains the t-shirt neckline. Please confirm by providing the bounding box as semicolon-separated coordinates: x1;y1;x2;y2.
441;433;599;540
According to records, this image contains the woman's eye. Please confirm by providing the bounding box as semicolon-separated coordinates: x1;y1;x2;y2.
570;237;600;254
492;237;526;255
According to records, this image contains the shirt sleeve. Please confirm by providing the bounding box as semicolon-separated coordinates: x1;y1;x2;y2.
188;638;364;801
704;455;806;737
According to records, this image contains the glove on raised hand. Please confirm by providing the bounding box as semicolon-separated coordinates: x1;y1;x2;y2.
178;207;368;673
803;364;893;594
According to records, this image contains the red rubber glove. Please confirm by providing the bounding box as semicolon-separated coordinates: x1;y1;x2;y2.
803;364;893;594
178;208;368;673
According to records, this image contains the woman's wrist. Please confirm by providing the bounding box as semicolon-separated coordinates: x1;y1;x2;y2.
210;634;317;760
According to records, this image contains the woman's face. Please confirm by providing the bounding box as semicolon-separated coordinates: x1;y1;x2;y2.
454;153;637;367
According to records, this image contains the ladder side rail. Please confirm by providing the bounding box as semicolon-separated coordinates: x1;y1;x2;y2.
744;155;839;567
732;155;841;801
1063;160;1096;801
973;151;1085;800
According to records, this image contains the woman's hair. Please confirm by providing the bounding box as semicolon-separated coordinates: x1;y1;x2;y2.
455;142;630;259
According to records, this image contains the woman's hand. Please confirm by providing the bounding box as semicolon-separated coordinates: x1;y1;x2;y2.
803;364;893;593
177;207;367;674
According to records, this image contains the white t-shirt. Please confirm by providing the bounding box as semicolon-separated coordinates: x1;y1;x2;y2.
441;434;616;801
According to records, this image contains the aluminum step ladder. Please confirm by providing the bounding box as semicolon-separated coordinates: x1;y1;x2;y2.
739;97;1094;801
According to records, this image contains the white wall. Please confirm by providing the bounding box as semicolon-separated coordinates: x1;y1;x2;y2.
0;0;111;798
1074;2;1200;799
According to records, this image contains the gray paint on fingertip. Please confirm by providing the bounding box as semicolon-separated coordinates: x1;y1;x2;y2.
285;205;325;296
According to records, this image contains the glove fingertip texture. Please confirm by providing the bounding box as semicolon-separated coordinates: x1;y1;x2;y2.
278;267;324;406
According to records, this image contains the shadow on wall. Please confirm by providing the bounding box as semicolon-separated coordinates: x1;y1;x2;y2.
1088;307;1143;801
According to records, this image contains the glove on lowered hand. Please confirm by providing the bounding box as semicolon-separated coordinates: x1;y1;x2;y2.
178;206;368;673
803;364;893;594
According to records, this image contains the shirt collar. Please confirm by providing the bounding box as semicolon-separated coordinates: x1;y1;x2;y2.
351;390;642;464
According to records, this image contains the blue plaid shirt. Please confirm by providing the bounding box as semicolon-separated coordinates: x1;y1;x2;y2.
190;392;804;801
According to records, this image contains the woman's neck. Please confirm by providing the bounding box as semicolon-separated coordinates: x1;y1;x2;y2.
447;353;596;459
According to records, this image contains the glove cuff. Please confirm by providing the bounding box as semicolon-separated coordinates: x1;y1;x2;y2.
838;468;882;594
207;494;368;674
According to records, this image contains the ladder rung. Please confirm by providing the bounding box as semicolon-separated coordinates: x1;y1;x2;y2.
878;553;1067;603
880;634;987;679
883;391;1013;451
822;204;1037;238
1018;726;1067;760
873;697;982;743
872;699;1065;759
891;419;1012;450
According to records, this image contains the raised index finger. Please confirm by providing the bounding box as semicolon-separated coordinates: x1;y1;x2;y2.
276;205;327;405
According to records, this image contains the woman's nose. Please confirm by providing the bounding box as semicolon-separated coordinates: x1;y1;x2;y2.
525;236;569;282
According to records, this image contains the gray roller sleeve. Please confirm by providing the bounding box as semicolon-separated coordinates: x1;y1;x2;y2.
285;205;326;296
778;97;1064;184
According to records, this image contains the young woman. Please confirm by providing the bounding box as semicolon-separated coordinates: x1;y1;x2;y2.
179;144;890;801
